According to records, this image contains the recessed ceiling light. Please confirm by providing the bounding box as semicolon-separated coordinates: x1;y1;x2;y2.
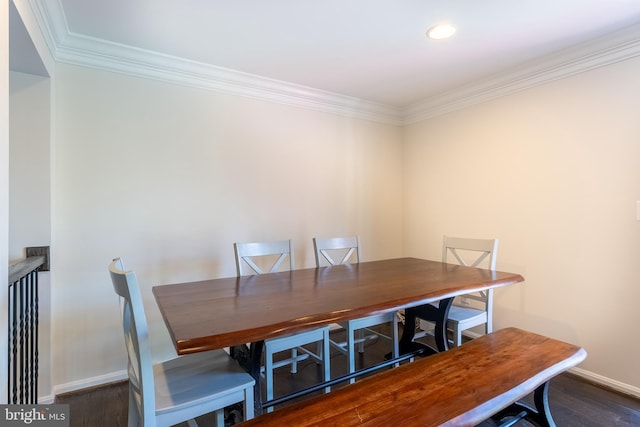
426;24;456;40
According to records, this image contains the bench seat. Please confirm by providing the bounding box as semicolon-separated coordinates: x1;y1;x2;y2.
240;327;586;426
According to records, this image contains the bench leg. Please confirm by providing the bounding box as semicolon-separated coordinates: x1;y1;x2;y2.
492;381;556;427
532;381;555;427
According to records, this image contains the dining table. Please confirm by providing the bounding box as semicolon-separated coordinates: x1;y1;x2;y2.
152;257;524;415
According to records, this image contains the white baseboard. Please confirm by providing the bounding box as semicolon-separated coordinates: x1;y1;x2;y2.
45;354;640;405
464;332;640;399
37;394;55;404
423;326;640;400
52;370;128;398
569;366;640;399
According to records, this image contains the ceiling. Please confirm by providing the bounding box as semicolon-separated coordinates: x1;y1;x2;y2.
10;0;640;121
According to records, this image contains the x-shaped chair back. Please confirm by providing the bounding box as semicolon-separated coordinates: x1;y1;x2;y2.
442;236;498;303
313;236;360;266
234;240;295;276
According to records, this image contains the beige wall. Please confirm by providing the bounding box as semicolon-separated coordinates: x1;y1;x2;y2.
9;0;640;399
51;63;404;390
404;56;640;392
41;55;640;397
9;71;51;259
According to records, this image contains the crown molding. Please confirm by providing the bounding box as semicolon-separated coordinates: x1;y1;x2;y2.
30;0;640;126
10;0;61;75
54;33;404;124
32;1;403;124
402;22;640;125
24;0;66;57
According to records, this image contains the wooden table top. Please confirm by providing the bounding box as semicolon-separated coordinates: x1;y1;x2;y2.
153;257;524;355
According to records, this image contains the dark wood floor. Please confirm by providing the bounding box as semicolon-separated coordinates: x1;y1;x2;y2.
56;327;640;426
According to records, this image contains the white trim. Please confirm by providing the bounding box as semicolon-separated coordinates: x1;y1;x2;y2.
47;360;640;406
34;0;402;124
569;366;640;400
37;394;55;404
32;1;640;126
52;369;127;398
402;22;640;124
19;0;64;71
54;32;403;124
434;328;640;400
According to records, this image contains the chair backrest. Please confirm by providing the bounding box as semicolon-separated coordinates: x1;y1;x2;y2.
442;236;498;270
109;258;155;426
313;236;360;266
442;236;499;305
234;240;295;276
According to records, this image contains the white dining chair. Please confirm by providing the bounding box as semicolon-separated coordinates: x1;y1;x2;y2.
109;258;254;427
234;240;330;410
416;236;499;347
313;236;399;382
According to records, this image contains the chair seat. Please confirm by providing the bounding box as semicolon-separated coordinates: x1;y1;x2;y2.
109;258;254;427
264;327;329;354
415;236;498;348
264;325;331;411
331;312;399;383
234;240;330;412
154;350;255;424
416;303;489;343
312;236;399;383
331;312;397;353
447;305;488;329
337;312;395;332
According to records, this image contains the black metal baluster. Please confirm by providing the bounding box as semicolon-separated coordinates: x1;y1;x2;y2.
10;280;18;403
24;273;31;404
26;271;34;404
19;276;26;404
33;269;40;404
8;254;46;405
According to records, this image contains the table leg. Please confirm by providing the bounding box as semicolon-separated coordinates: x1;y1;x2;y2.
231;341;265;416
400;297;453;354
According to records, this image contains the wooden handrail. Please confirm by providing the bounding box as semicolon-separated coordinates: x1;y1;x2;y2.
8;256;46;285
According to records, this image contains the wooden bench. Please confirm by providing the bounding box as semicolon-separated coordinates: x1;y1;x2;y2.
239;327;586;427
